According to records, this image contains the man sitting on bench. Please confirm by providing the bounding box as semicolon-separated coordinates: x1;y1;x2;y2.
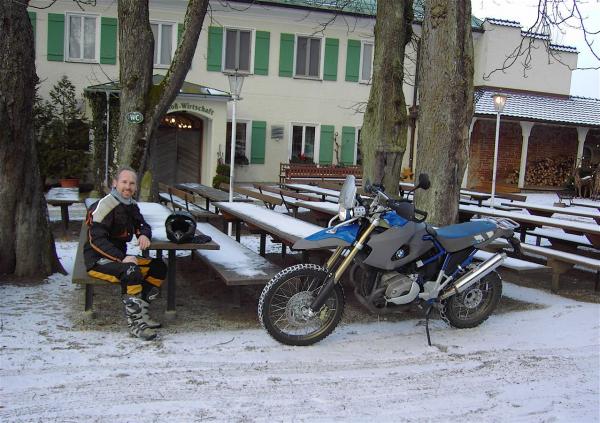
84;166;167;341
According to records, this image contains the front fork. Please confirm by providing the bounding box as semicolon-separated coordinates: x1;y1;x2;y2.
310;218;379;312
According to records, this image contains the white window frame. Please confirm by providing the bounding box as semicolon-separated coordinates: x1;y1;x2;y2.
223;27;254;74
359;40;374;84
293;34;324;80
289;122;320;163
65;12;100;63
151;21;176;68
226;119;250;163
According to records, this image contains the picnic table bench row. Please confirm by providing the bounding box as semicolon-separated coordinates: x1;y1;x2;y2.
158;182;217;221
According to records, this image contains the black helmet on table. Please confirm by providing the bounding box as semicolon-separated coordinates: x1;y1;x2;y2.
165;211;196;243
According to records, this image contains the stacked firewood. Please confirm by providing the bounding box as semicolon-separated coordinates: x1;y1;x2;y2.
525;157;572;187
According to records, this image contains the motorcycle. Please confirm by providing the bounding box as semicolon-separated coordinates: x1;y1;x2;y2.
258;174;521;346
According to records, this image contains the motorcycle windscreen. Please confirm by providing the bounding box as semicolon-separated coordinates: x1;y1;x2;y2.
293;223;360;250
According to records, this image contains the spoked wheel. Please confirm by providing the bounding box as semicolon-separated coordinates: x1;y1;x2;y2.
258;264;345;346
443;271;502;329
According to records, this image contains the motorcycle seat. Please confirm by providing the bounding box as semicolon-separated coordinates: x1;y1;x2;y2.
434;220;497;252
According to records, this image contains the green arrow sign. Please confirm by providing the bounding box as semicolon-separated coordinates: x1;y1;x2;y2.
126;111;144;124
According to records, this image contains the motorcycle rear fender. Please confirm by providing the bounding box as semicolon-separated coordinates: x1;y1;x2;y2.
293;223;359;250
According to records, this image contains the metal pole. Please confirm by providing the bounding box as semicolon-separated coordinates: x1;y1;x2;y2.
227;96;237;236
105;91;110;188
491;111;501;208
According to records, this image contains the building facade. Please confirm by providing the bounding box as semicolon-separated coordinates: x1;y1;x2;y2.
28;0;599;189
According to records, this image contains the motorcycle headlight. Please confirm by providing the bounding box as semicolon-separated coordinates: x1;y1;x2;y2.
339;205;352;221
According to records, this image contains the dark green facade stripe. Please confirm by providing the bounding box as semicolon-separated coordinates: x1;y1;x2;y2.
323;38;339;81
178;23;184;45
28;12;36;48
207;26;223;72
278;33;294;77
254;30;270;75
319;125;334;164
47;13;64;62
341;126;356;164
100;17;117;64
251;121;267;164
345;39;360;82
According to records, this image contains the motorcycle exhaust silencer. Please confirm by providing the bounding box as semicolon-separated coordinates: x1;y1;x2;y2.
440;252;506;300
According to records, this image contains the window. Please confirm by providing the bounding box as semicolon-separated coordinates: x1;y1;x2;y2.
67;14;98;61
225;121;248;164
151;22;175;67
360;41;373;82
224;28;252;72
295;36;321;78
291;124;316;161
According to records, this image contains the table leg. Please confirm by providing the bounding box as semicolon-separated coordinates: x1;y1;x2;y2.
166;250;177;318
61;205;69;230
260;233;266;256
235;221;241;242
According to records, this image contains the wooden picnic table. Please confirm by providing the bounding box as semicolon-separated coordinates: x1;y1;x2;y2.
283;183;339;202
500;200;600;224
459;204;600;248
136;202;220;314
460;190;491;206
176;182;253;210
214;201;322;255
46;187;84;230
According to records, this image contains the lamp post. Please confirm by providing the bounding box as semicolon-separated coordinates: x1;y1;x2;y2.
491;93;507;208
226;71;245;235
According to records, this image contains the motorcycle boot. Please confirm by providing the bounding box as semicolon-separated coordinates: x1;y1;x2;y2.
140;285;161;329
123;295;157;341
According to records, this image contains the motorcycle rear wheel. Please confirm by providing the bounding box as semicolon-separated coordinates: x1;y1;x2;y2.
443;271;502;329
258;264;345;346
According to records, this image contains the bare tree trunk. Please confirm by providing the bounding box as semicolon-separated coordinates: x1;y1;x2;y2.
361;0;412;194
116;0;209;173
414;0;474;226
0;1;65;277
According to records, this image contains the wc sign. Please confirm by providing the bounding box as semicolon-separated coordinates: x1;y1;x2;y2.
126;111;144;124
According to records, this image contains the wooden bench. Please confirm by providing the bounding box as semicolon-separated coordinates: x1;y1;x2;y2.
254;183;321;216
280;162;363;184
72;221;106;315
192;222;281;305
526;228;594;252
158;182;217;221
219;183;282;210
520;243;600;292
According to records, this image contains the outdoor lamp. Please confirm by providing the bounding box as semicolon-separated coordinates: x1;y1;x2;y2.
493;93;507;113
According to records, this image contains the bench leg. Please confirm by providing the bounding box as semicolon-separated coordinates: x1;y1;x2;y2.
85;284;94;312
232;286;241;309
547;258;573;293
260;233;266;257
281;244;287;263
235;221;241;242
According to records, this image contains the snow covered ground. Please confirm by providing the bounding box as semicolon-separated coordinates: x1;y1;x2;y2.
1;239;599;422
3;189;595;421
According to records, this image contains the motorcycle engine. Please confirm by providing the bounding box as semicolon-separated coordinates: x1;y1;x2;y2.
381;272;420;305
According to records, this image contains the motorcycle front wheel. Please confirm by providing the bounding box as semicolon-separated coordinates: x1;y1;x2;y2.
443;271;502;329
258;264;345;346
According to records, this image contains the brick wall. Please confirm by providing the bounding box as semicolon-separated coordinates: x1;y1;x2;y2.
468;119;579;188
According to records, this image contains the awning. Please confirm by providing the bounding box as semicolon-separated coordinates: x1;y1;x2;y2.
474;87;600;128
84;74;231;101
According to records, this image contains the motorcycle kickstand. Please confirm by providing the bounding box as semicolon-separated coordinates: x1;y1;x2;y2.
425;305;433;347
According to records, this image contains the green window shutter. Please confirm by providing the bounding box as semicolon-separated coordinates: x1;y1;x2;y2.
279;33;294;77
319;125;334;165
100;17;117;65
207;26;223;72
28;12;36;48
178;23;184;45
341;126;356;165
345;39;361;82
254;30;270;76
323;38;339;81
47;13;64;62
251;121;267;164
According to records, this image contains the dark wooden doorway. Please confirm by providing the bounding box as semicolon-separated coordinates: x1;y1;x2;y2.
152;112;203;184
